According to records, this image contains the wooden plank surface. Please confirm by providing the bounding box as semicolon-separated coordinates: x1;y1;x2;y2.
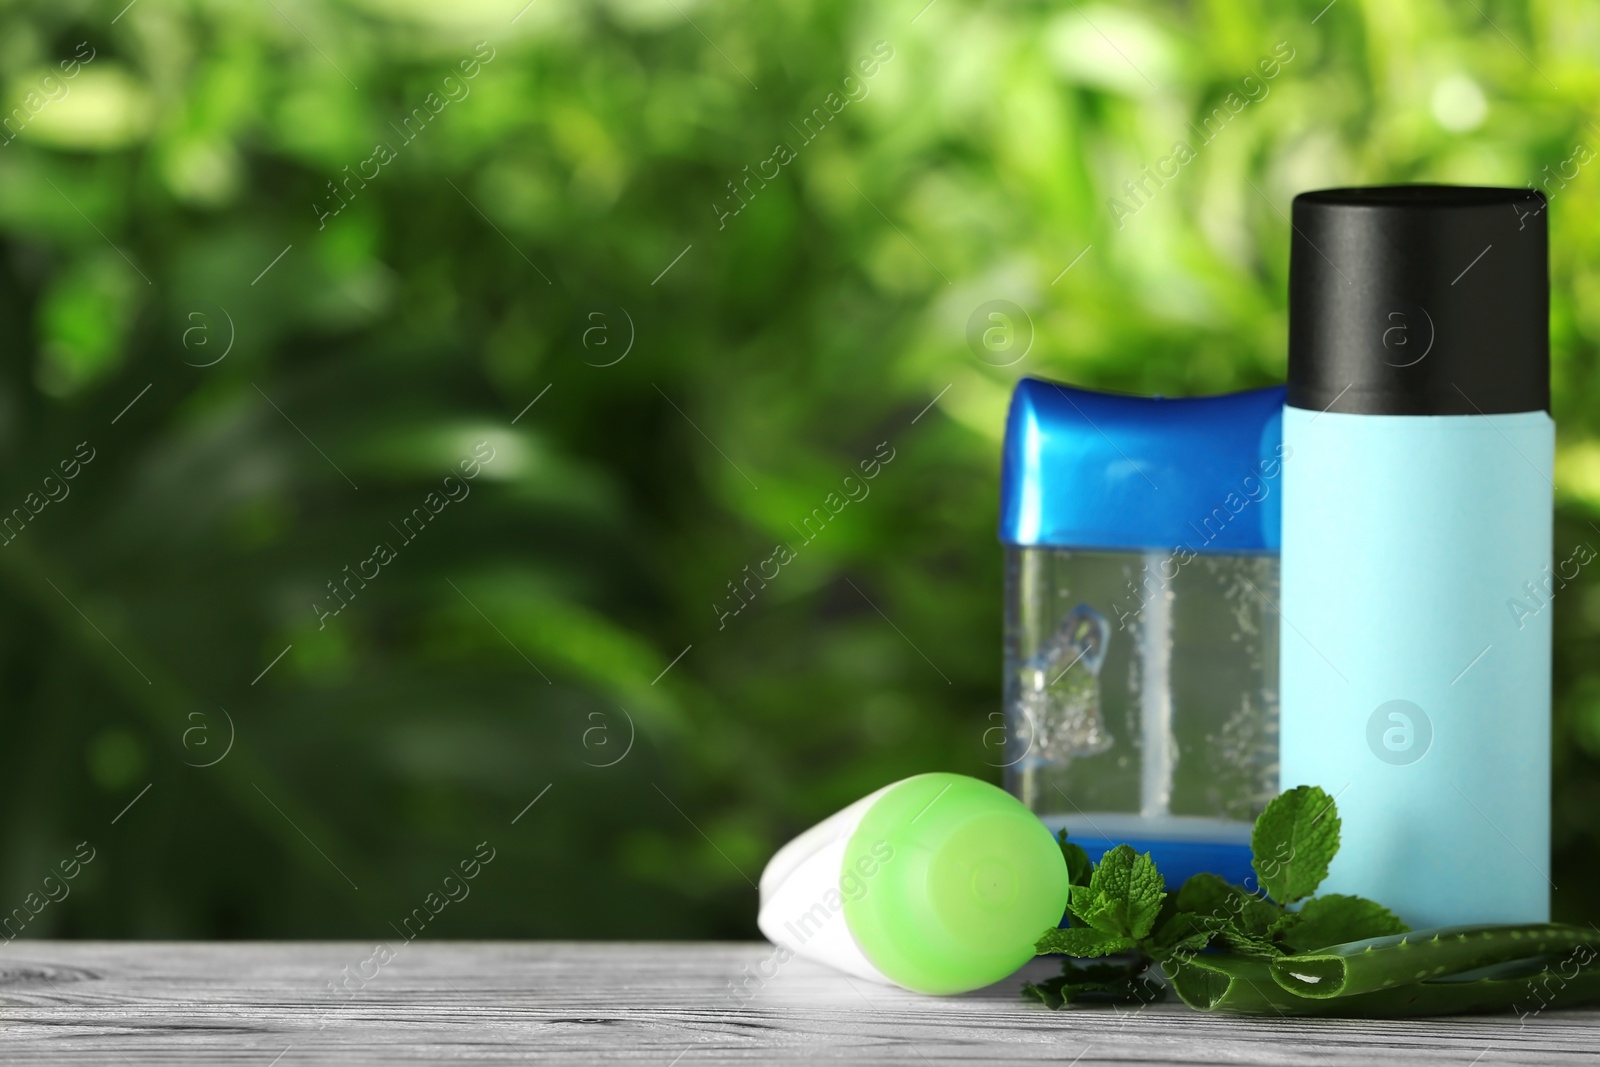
0;942;1593;1065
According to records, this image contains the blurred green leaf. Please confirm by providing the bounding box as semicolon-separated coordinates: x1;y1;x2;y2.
0;0;1593;942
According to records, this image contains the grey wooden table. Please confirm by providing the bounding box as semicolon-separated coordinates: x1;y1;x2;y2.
0;942;1594;1064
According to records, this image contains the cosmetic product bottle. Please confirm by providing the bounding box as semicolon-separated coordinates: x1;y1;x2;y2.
756;773;1068;994
1279;185;1551;926
998;379;1286;889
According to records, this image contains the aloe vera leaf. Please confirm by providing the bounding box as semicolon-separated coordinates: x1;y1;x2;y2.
1285;957;1600;1018
1172;952;1600;1017
1339;965;1600;1018
1165;955;1308;1014
1269;923;1599;999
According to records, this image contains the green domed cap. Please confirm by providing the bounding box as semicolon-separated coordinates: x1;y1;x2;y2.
841;773;1069;994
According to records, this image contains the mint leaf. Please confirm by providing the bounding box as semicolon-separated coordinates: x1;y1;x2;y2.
1022;977;1068;1009
1024;960;1165;1009
1073;844;1166;939
1219;932;1283;959
1278;893;1409;953
1251;785;1340;903
1220;896;1288;958
1055;830;1093;888
1151;909;1222;954
1035;926;1137;957
1174;872;1246;919
1266;908;1302;940
1232;897;1283;937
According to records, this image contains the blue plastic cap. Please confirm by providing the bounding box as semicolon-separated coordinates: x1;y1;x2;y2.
998;378;1287;552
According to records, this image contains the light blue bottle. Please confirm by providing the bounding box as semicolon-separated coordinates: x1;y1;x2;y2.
1279;186;1552;927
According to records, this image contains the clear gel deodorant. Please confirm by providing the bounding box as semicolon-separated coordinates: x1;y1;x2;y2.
1280;185;1552;927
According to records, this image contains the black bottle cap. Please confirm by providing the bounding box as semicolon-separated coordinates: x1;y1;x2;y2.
1287;185;1548;415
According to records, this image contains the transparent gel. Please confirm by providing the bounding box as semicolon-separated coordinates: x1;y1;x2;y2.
1003;546;1279;880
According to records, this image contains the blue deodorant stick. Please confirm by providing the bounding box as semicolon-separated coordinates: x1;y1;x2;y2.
997;379;1287;890
1279;186;1552;927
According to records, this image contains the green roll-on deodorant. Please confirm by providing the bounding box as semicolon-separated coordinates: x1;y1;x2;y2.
757;773;1070;994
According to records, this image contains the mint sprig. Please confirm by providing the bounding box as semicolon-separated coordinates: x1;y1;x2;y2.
1027;785;1600;1016
1071;844;1165;940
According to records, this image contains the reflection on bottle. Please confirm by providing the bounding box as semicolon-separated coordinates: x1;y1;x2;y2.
1014;604;1113;769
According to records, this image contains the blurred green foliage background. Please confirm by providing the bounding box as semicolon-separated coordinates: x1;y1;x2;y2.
0;0;1596;941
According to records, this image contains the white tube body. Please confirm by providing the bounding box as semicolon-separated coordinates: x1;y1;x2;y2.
756;783;896;985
